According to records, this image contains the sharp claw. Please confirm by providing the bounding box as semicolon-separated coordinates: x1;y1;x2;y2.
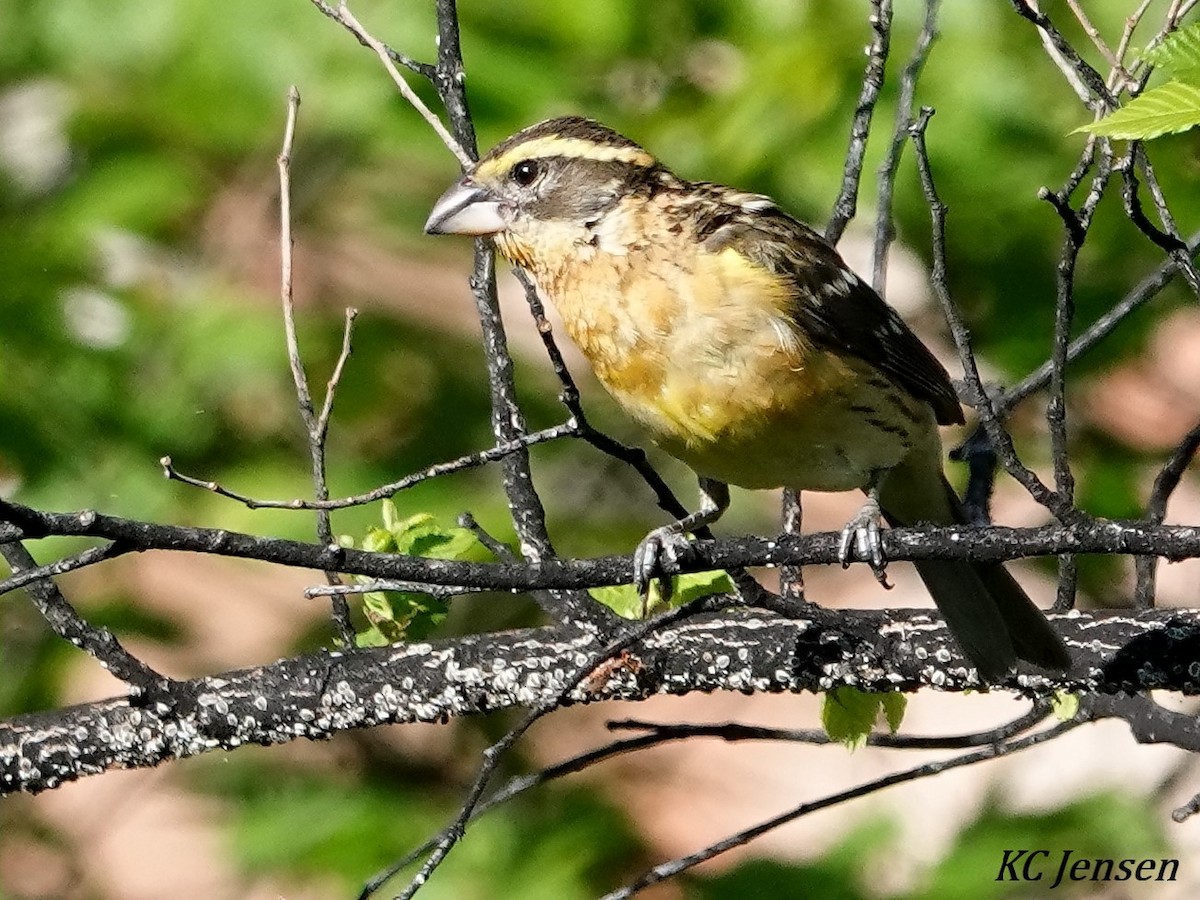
839;497;890;585
837;526;854;569
633;527;692;612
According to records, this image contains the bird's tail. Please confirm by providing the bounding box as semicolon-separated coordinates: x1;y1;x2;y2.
878;455;1070;680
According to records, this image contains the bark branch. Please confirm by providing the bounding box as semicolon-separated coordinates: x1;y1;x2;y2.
4;605;1199;796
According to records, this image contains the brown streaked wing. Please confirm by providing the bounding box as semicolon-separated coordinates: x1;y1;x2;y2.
691;188;964;426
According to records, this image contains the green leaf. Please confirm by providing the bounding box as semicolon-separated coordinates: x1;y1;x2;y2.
821;686;880;751
355;626;391;648
1076;81;1200;139
1141;23;1200;78
380;498;402;533
880;692;907;734
385;511;492;562
588;583;649;620
360;526;397;554
344;509;492;644
1051;690;1080;722
588;569;735;620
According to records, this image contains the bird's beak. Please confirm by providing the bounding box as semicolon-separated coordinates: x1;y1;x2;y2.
424;178;506;236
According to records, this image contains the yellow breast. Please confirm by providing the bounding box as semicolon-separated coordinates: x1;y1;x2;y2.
495;203;924;492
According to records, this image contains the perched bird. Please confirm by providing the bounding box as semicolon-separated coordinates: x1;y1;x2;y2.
425;115;1069;680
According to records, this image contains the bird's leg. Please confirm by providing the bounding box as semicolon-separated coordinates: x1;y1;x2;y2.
838;471;892;589
633;477;730;606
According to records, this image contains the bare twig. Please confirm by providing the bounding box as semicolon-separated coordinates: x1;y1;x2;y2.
318;307;359;436
601;721;1078;898
389;599;719;900
826;0;893;245
277;87;356;644
1128;147;1200;298
871;0;939;291
307;0;436;77
0;523;167;693
1064;0;1122;73
1108;0;1155;92
456;512;516;560
994;231;1200;417
360;702;1048;895
1135;420;1200;608
608;704;1049;749
304;580;487;600
9;502;1200;598
309;1;472;167
0;541;130;597
160;422;577;511
1039;142;1114;608
909;108;1082;523
1010;0;1118;111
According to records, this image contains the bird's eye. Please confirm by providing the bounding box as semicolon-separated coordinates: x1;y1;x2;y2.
510;159;540;187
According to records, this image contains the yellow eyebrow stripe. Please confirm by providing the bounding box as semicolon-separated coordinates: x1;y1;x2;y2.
476;136;655;180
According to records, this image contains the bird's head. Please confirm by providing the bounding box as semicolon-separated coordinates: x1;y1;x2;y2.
424;116;665;268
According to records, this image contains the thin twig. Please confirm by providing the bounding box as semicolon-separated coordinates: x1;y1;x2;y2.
808;0;896;602
1108;0;1155;92
1039;142;1113;608
826;0;893;245
1135;420;1200;608
304;580;488;600
508;268;700;526
10;503;1200;598
0;521;167;693
994;231;1200;417
908;108;1082;523
601;721;1079;898
609;704;1049;749
0;541;130;597
456;512;516;560
307;0;436;78
360;702;1048;895
1129;147;1200;298
277;87;355;644
871;0;939;291
1064;0;1122;72
317;307;359;437
309;1;472;167
1011;0;1118;111
389;599;720;900
160;422;577;510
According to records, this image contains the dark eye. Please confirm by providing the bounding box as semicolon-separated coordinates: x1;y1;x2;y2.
510;159;540;187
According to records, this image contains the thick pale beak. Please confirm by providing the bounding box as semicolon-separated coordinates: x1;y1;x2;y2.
424;178;506;236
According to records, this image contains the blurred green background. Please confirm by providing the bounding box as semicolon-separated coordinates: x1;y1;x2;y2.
2;0;1197;897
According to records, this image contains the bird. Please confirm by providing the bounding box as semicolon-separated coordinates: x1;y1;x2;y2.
424;115;1070;680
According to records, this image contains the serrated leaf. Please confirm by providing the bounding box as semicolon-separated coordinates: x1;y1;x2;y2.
1141;23;1200;77
1076;81;1200;139
821;686;879;751
881;692;907;734
1051;690;1080;722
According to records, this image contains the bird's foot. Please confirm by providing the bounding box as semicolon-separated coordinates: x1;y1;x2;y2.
837;495;892;589
633;526;693;611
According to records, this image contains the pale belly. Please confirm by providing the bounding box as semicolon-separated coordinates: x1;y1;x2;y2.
623;354;935;492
